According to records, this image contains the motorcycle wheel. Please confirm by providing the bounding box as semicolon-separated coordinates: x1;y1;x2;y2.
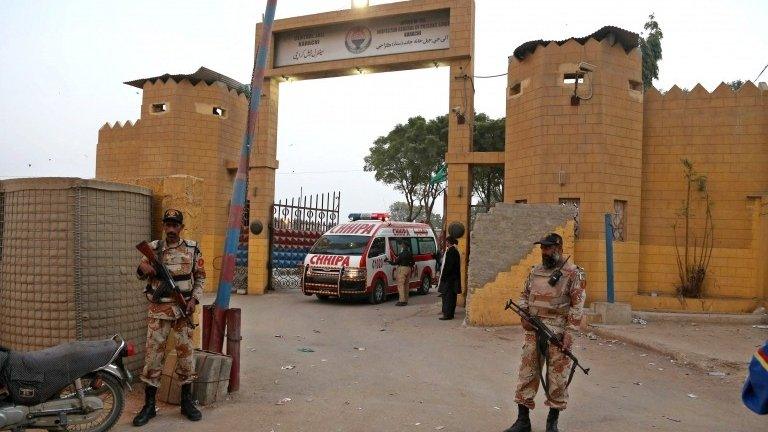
60;373;125;432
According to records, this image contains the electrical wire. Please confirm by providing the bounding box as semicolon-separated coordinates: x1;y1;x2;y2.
276;169;366;175
472;72;507;78
755;63;768;82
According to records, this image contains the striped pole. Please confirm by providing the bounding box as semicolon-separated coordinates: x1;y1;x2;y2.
214;0;278;309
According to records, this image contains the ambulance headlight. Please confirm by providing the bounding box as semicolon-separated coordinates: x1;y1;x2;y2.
342;267;367;280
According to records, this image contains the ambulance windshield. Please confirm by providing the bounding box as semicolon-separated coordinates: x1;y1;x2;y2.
310;235;369;256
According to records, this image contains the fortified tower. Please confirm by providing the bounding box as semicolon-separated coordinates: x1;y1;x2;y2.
96;67;249;291
504;27;643;302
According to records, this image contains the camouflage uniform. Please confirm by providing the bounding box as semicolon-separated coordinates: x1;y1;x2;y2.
514;261;586;410
137;238;205;387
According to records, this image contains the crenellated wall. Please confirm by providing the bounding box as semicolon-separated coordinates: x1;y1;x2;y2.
96;78;248;292
502;27;767;314
638;82;768;310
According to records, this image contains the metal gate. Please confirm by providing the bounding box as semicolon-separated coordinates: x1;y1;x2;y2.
269;192;340;289
234;199;250;293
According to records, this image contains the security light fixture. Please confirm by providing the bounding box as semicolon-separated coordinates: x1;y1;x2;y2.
571;61;596;106
578;62;596;72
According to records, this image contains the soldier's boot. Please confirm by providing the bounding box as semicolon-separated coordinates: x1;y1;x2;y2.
546;408;560;432
132;385;157;427
502;404;532;432
180;383;202;421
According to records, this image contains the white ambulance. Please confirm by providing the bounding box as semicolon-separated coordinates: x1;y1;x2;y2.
301;214;439;304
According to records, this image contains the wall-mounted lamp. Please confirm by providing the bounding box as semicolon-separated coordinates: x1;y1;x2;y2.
281;75;291;82
433;61;439;68
355;66;363;74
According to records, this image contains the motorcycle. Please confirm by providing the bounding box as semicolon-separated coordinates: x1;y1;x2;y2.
0;335;135;432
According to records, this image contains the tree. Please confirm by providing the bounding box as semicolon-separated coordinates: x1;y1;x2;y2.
672;159;714;299
366;113;504;228
388;201;442;228
727;80;744;91
364;116;447;227
471;113;505;212
639;13;663;90
416;115;449;228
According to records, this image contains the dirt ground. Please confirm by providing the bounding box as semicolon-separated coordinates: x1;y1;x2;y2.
115;290;766;432
591;320;766;372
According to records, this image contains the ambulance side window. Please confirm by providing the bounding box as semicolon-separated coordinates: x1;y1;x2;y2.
410;237;419;254
418;237;437;255
368;237;385;257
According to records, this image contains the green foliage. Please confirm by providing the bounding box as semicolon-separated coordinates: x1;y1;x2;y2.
471;113;505;211
388;201;443;228
364;115;447;227
672;158;714;299
639;13;664;90
365;113;505;229
727;80;744;91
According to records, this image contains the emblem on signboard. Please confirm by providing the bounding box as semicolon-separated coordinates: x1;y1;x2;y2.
345;26;372;54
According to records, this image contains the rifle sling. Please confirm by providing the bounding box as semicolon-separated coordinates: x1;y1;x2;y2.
535;330;578;404
535;331;553;403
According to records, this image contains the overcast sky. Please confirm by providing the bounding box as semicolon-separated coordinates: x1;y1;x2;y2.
1;0;766;219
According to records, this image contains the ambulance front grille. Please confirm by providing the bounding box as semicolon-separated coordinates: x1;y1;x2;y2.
308;266;341;276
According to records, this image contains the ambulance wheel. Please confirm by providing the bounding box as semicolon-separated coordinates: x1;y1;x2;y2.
316;294;331;301
369;280;386;304
417;274;431;295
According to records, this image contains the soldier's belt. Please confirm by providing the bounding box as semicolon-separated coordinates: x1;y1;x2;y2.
172;274;192;282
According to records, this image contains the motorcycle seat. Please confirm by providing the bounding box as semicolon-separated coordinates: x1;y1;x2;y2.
11;340;118;377
1;339;120;404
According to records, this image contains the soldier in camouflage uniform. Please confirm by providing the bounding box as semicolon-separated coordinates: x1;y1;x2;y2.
133;209;205;426
503;233;586;432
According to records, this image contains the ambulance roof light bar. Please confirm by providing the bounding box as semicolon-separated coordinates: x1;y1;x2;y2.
348;212;390;222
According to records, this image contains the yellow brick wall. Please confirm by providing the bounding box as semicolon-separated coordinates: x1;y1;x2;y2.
502;32;768;310
467;221;575;326
96;79;248;293
640;83;768;300
504;36;643;305
247;75;279;295
131;175;204;347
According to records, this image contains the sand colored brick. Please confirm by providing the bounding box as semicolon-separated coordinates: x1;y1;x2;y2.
97;77;248;294
501;28;767;315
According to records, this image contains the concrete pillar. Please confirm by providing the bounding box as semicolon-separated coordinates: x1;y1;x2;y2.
248;77;280;295
446;59;473;306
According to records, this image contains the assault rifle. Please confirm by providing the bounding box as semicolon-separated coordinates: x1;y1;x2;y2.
136;241;196;328
505;299;589;379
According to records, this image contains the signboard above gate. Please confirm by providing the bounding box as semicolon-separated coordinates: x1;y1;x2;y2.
273;9;450;67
